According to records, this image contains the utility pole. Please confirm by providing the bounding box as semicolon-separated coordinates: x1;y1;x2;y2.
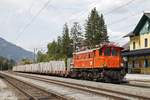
0;64;2;71
34;48;35;63
33;48;37;63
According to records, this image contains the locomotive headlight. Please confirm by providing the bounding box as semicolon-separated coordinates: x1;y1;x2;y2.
103;62;106;67
121;63;123;67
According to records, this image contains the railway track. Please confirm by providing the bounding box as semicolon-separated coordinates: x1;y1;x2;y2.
11;72;150;100
0;72;70;100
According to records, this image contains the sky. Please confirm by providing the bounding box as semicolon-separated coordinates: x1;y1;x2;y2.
0;0;150;52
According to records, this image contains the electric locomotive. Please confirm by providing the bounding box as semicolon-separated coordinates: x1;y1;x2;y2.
69;43;126;82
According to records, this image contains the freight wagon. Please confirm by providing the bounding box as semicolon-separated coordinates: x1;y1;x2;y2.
13;61;66;76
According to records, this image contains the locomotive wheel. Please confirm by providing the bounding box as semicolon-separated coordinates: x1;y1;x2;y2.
78;73;82;79
82;72;88;80
104;77;111;83
87;73;93;80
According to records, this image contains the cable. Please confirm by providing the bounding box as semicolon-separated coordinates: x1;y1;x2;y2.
67;0;138;27
15;0;52;42
108;12;141;26
107;0;148;26
13;0;36;38
104;0;136;15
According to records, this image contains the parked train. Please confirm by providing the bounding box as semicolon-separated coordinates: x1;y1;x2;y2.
13;43;126;83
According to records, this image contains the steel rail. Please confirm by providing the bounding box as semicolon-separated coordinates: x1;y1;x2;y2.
0;72;71;100
12;72;150;100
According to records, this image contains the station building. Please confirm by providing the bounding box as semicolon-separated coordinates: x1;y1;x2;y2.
122;13;150;74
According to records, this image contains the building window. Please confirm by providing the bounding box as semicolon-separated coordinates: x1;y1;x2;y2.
145;38;148;47
132;61;135;68
140;20;150;34
144;59;148;68
133;42;135;49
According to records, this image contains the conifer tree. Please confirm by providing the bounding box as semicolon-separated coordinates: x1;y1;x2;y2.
62;23;72;57
85;7;109;48
99;14;109;42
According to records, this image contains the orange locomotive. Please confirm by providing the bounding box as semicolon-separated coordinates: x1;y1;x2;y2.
69;43;126;82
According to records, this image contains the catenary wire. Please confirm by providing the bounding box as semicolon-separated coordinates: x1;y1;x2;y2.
15;0;52;43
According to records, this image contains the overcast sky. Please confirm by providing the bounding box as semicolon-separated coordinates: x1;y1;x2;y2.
0;0;150;52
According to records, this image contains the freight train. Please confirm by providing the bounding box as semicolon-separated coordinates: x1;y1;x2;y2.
13;43;126;83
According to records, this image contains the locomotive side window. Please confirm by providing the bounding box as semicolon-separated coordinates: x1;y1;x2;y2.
86;53;89;59
104;48;111;56
91;53;94;58
76;55;79;59
88;53;90;58
99;49;102;56
112;48;118;56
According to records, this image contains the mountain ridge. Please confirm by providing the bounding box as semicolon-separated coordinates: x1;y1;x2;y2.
0;37;34;61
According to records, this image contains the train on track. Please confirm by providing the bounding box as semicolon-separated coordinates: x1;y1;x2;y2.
13;43;126;83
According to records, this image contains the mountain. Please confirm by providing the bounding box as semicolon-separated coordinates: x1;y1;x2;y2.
0;37;34;61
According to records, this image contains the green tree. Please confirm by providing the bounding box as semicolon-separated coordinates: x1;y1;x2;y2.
99;14;109;42
56;36;63;58
47;40;61;60
0;56;15;70
85;7;109;48
62;23;72;58
21;58;33;65
37;51;50;62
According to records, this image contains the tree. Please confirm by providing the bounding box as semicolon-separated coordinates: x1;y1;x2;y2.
47;40;61;60
37;51;50;62
85;7;109;48
40;29;71;62
21;58;33;65
62;23;72;58
70;22;83;51
0;56;16;70
56;36;63;58
99;14;109;42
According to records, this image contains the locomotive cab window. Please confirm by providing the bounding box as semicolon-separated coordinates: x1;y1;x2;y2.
104;48;111;56
99;49;102;56
112;48;118;56
88;53;90;58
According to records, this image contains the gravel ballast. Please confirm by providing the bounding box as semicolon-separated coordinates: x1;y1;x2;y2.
0;78;18;100
1;72;111;100
15;72;150;98
2;72;150;99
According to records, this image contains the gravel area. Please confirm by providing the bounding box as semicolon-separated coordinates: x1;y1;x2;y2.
125;74;150;81
0;78;18;100
15;72;150;98
2;72;111;100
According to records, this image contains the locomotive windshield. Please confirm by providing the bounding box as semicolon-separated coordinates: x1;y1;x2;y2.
104;48;111;56
99;49;102;55
112;48;118;56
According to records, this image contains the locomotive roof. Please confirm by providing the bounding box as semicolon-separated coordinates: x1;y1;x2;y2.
73;48;98;54
73;45;122;55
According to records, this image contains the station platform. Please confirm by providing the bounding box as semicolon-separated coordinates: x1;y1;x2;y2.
125;74;150;81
